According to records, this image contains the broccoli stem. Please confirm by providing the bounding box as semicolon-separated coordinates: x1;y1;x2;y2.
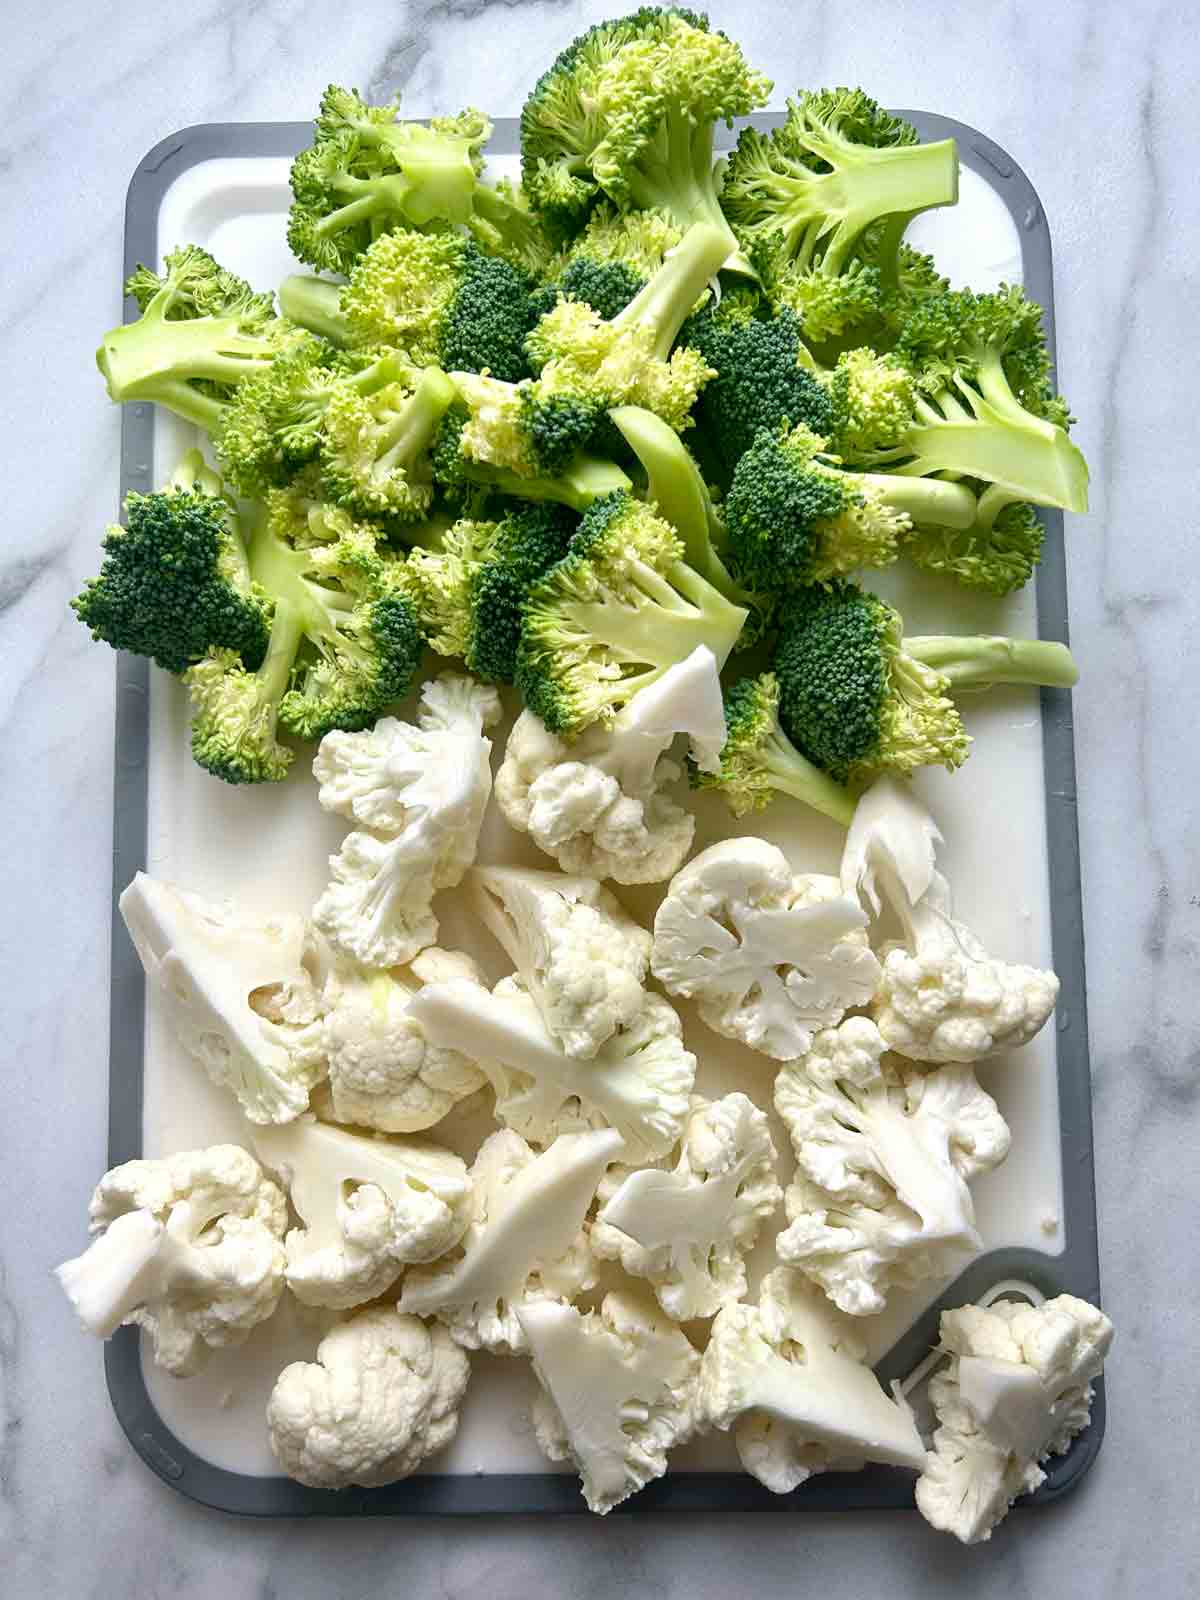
905;635;1079;689
461;454;632;512
866;473;978;531
278;275;350;344
758;727;858;826
559;554;746;671
814;138;958;274
624;113;754;278
613;220;734;356
97;311;277;431
377;368;460;471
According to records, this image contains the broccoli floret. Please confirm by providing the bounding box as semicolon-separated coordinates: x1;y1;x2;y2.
185;495;424;783
691;673;857;825
466;177;557;277
319;364;459;521
520;8;769;269
72;450;270;675
339;230;538;382
515;490;748;735
433;383;631;513
683;301;836;475
904;500;1047;596
724;423;978;591
287;87;490;273
532;204;683;321
773;580;1077;786
722;89;958;314
407;502;579;682
96;246;299;430
525;219;726;433
814;344;920;453
849;286;1089;537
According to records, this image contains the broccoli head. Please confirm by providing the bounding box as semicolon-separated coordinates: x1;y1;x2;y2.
319;364;459;521
904;500;1047;596
515;489;748;735
691;673;857;825
72;450;269;675
520;8;769;269
97;246;299;431
287;86;490;273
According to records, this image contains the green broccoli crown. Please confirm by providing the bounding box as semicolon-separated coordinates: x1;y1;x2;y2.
319;365;459;521
684;304;836;473
532;205;683;321
722;88;957;279
339;229;537;382
516;489;746;735
97;246;296;432
465;501;579;683
72;454;270;675
287;86;491;274
690;671;857;825
905;500;1046;597
822;346;917;453
533;257;648;324
774;580;968;786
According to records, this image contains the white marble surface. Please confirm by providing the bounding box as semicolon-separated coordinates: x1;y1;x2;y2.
3;0;1197;1593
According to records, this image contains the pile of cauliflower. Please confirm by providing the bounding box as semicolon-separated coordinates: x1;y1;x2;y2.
56;657;1111;1541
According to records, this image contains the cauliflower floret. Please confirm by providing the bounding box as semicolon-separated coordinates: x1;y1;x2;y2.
916;1294;1114;1544
55;1145;287;1377
651;837;881;1061
322;949;487;1132
313;674;501;968
470;864;651;1058
253;1118;471;1310
118;873;328;1124
592;1094;781;1320
399;1127;622;1354
841;776;1059;1063
774;1017;1011;1315
699;1268;926;1493
495;647;724;884
267;1306;470;1488
409;976;694;1162
517;1290;701;1514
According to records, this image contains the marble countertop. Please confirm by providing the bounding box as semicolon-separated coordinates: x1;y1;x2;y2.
4;0;1197;1593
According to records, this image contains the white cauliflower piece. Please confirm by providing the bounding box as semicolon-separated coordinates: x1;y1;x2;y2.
409;976;694;1162
313;674;501;968
699;1267;926;1493
841;776;1060;1063
267;1306;470;1489
517;1290;701;1514
55;1145;286;1377
322;948;487;1132
118;873;327;1124
592;1094;781;1320
253;1117;470;1310
774;1017;1010;1315
495;647;724;884
916;1294;1114;1544
399;1128;622;1354
651;837;881;1061
469;863;651;1058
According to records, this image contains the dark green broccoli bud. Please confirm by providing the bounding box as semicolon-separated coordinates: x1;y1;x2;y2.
724;423;977;591
515;490;748;736
520;8;768;268
287;87;490;274
691;673;857;825
903;500;1046;597
774;580;1077;786
339;230;537;382
71;450;270;675
97;246;300;431
319;364;459;521
531;204;683;321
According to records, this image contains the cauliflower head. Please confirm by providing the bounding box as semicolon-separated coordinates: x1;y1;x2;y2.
517;1289;701;1515
915;1293;1113;1544
323;949;487;1132
267;1306;470;1488
593;1093;782;1320
253;1118;471;1310
470;864;651;1058
118;873;327;1124
651;837;881;1061
399;1127;621;1353
55;1145;287;1377
774;1017;1010;1316
699;1267;925;1494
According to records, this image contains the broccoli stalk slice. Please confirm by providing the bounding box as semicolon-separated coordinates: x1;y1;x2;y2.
621;114;752;277
556;553;745;673
278;275;349;345
97;306;279;431
611;219;732;356
904;634;1078;690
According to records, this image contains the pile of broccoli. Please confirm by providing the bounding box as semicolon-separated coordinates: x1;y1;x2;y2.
78;7;1088;795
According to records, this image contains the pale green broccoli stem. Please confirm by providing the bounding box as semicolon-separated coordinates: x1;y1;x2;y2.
461;455;632;512
813;137;958;274
248;519;353;669
279;275;349;345
624;113;754;278
866;473;978;530
560;554;747;675
758;727;858;826
167;447;225;498
376;368;460;475
355;124;479;225
612;220;734;356
905;635;1079;690
97;307;277;431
